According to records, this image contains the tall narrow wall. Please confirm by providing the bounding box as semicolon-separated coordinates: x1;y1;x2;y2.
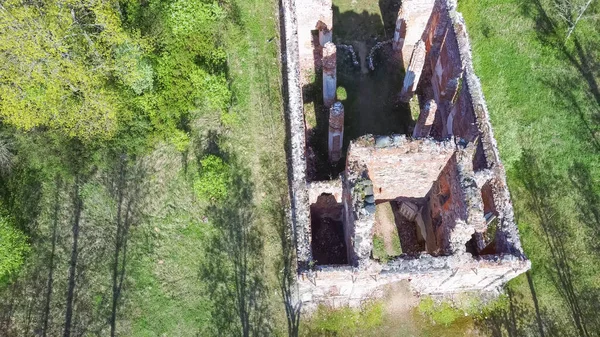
281;0;312;268
393;0;436;68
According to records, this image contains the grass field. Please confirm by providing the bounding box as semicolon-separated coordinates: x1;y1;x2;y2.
459;0;600;336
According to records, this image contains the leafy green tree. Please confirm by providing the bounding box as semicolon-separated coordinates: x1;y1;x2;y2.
0;0;136;139
0;0;231;142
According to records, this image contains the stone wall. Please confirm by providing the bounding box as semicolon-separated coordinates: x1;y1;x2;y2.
393;0;436;68
308;179;343;204
346;135;456;200
281;0;312;268
298;254;530;312
284;0;530;311
403;0;526;258
296;0;332;84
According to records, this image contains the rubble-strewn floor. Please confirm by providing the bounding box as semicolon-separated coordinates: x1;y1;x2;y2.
337;44;411;140
391;201;426;255
310;195;347;265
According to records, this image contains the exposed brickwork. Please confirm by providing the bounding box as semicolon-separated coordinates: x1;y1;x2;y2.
283;0;530;311
328;102;344;163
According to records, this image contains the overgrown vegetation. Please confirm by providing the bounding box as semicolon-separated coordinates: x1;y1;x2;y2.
300;303;384;336
0;0;292;335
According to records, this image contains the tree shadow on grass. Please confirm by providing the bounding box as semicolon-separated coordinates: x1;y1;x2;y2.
521;0;600;151
478;151;600;336
513;153;598;336
260;150;302;336
201;155;272;337
0;149;148;337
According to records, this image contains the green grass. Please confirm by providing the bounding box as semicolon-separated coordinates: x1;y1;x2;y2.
300;302;385;336
459;0;600;335
418;297;479;327
372;235;388;262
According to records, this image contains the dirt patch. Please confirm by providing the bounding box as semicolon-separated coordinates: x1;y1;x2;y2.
337;43;411;143
310;194;348;265
382;281;420;316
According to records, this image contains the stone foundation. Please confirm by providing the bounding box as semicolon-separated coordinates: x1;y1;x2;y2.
282;0;530;312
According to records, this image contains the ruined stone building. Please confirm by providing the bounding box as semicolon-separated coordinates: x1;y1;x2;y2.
281;0;531;310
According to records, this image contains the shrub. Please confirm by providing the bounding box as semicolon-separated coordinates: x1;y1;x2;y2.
418;297;462;326
0;215;29;282
169;130;191;153
336;86;347;101
372;235;387;262
193;155;229;202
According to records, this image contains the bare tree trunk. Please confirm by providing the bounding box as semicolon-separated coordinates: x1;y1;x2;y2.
566;0;594;40
63;179;83;337
110;158;140;337
41;178;60;337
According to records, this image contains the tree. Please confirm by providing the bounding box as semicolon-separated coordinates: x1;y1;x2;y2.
0;0;138;139
552;0;596;39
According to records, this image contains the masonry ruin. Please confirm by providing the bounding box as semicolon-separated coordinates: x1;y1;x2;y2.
281;0;530;311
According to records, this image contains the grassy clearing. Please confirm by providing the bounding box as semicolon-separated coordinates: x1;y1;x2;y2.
459;0;600;336
300;291;483;337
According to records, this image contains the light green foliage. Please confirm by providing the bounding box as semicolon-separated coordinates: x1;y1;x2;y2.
302;303;384;336
0;0;231;141
390;232;402;255
168;130;190;153
168;0;225;37
194;155;229;201
418;297;464;326
0;0;132;139
114;43;154;95
336;86;347;101
409;97;421;121
0;215;29;282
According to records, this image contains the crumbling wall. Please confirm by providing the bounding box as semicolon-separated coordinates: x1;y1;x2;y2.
344;135;457;267
308;179;343;204
444;0;525;257
296;0;333;84
282;0;312;268
342;160;375;268
298;254;530;311
393;0;436;68
408;0;526;257
346;135;456;200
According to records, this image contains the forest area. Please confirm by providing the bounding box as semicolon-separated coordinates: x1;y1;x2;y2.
0;0;293;335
